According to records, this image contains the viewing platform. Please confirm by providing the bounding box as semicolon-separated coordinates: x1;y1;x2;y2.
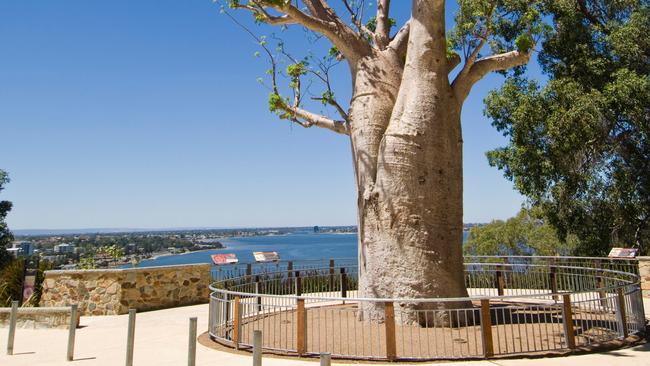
1;256;648;365
0;301;648;366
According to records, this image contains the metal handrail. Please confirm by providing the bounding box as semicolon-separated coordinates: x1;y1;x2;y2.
207;256;646;361
209;262;639;303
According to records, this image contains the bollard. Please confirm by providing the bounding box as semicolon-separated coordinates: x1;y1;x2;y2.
66;304;78;361
320;352;331;366
6;300;18;355
252;330;262;366
125;309;136;366
188;317;197;366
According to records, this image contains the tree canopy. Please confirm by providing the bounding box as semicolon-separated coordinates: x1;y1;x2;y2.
464;207;577;256
485;0;649;255
0;170;13;268
220;0;545;134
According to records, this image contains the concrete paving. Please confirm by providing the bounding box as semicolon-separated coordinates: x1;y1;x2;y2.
0;300;648;366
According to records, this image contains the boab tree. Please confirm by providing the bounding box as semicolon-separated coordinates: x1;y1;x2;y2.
222;0;543;322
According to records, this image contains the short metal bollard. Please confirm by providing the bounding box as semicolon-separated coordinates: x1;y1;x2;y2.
67;304;78;361
188;317;197;366
125;309;137;366
252;330;262;366
6;300;18;355
320;352;331;366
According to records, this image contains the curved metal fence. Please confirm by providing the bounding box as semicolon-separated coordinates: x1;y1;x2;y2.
208;256;645;361
209;256;639;281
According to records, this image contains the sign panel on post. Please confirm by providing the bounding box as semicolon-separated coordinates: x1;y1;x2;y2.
608;248;639;258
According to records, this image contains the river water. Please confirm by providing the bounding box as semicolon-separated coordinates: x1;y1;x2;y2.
137;231;470;268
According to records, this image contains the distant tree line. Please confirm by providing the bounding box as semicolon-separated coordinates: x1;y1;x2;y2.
0;170;52;306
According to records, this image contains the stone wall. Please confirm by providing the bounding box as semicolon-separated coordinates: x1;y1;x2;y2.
0;307;78;329
39;263;211;315
639;256;650;298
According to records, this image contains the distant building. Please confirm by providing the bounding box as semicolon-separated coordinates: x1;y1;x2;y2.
11;241;34;257
6;247;22;257
54;243;75;254
126;243;137;254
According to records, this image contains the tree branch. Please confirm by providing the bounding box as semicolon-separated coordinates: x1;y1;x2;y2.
237;0;371;63
387;21;410;60
452;49;533;101
447;52;461;74
224;7;347;136
375;0;391;49
282;104;350;135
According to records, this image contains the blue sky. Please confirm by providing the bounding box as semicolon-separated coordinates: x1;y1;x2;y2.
0;1;540;230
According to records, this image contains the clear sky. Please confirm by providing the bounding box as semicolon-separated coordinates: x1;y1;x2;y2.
0;1;540;230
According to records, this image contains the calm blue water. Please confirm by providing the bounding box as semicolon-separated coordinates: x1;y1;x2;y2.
137;231;470;268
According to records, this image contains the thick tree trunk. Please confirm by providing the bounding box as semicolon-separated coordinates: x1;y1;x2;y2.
356;103;469;325
353;1;470;326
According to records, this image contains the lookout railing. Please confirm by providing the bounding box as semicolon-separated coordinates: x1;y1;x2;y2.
210;255;640;281
208;256;645;361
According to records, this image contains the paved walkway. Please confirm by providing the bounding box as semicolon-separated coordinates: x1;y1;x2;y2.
0;300;648;366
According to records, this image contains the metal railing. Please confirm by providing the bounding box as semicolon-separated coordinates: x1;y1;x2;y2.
208;256;645;361
209;256;640;281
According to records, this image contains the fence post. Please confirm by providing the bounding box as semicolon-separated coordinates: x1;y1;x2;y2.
233;296;242;350
66;304;78;361
596;273;608;308
295;271;302;296
329;259;335;290
635;290;646;330
384;302;397;361
495;265;505;296
296;299;307;356
320;352;331;366
253;330;262;366
550;266;558;301
287;261;294;278
340;268;347;299
246;263;252;277
480;299;494;358
255;275;262;311
6;300;18;355
125;309;136;366
224;294;231;332
188;317;197;366
616;288;629;338
562;295;576;350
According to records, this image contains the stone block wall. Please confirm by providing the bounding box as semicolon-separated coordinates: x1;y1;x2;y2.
39;263;211;315
0;307;78;329
639;256;650;298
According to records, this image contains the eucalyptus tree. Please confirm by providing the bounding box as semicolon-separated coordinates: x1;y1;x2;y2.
485;0;649;256
222;0;543;323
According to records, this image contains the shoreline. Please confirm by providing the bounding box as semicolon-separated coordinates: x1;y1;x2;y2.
150;246;227;260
